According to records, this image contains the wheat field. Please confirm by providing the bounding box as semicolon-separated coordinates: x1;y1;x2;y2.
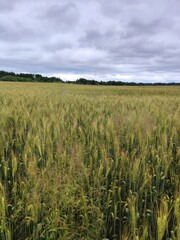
0;82;179;240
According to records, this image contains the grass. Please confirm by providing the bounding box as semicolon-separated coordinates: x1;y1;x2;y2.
0;82;179;240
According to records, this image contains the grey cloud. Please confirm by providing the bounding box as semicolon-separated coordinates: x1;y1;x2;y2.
0;0;180;82
123;18;170;39
39;2;79;31
0;0;17;11
44;2;77;19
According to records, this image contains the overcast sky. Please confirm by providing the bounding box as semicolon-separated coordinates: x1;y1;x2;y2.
0;0;180;82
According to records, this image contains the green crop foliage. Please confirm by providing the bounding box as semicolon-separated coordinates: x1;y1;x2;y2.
0;82;179;240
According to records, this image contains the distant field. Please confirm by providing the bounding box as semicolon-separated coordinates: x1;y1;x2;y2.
0;82;179;240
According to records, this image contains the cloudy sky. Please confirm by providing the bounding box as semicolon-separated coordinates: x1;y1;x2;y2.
0;0;180;82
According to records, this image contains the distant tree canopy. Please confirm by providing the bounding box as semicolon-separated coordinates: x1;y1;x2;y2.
0;75;33;82
0;70;179;85
68;78;180;86
0;71;63;83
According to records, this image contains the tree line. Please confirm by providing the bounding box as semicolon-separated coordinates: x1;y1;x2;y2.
68;78;180;86
0;71;63;83
0;70;180;86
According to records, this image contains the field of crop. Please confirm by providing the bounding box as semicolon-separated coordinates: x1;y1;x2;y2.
0;82;179;240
